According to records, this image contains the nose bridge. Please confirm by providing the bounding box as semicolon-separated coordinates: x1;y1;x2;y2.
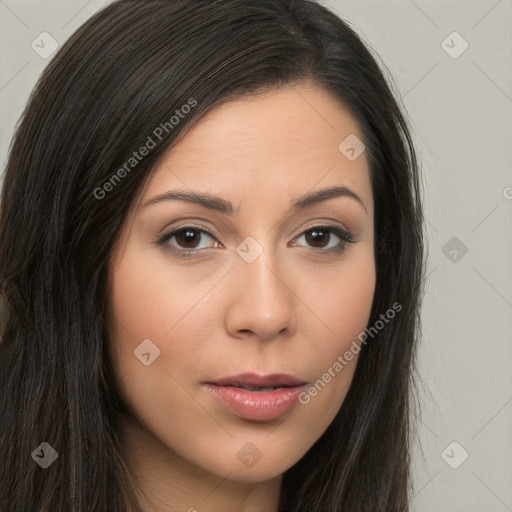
238;237;288;307
227;235;296;339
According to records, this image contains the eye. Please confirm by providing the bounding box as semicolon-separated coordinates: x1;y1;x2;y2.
156;226;219;257
156;224;356;258
291;225;355;254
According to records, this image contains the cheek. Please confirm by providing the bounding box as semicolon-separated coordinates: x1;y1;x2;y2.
300;250;375;406
110;252;176;333
335;265;376;342
309;248;376;349
108;248;207;355
107;253;210;439
107;249;217;410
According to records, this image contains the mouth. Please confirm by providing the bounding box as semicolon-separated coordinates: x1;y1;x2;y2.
202;373;308;422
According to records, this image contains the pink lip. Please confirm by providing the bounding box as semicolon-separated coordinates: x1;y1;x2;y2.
203;373;308;422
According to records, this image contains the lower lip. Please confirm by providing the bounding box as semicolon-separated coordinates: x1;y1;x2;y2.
203;384;306;422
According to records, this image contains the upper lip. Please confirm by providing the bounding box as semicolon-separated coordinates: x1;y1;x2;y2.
205;373;307;388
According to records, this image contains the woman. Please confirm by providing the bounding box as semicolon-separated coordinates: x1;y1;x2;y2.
0;1;425;510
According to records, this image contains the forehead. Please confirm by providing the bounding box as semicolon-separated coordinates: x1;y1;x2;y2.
140;83;372;215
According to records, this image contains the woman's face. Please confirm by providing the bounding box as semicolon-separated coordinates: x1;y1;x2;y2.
107;83;375;484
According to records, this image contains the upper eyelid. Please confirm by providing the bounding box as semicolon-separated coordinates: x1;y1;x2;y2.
161;223;354;245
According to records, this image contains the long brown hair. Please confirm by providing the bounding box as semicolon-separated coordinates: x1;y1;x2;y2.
0;1;425;510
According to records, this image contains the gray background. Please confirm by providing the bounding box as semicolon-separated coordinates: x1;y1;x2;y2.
1;1;511;510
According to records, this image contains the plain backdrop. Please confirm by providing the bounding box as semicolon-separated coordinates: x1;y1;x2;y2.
1;1;511;511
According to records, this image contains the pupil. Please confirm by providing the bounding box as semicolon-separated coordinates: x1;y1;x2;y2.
306;229;328;248
177;229;200;248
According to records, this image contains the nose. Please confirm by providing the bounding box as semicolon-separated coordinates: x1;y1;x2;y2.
225;248;297;341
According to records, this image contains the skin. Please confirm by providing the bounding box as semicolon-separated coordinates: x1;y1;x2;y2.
107;82;376;512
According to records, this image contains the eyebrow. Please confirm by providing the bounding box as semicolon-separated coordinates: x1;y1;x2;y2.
141;185;368;215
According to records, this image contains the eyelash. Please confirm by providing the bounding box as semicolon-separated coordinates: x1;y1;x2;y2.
155;224;356;258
